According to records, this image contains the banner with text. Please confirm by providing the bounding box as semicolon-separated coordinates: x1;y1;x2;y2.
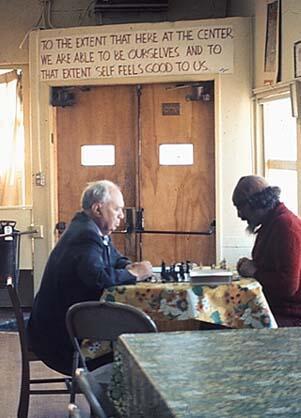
39;25;234;82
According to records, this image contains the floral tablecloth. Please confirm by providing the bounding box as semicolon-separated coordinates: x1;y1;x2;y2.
82;278;277;362
102;278;278;329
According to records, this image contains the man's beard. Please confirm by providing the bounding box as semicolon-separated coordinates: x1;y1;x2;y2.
246;222;261;235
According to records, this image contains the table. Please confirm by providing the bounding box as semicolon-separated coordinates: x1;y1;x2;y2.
110;328;301;417
102;278;277;330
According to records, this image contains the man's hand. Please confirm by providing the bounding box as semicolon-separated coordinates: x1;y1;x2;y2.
236;257;257;277
126;261;153;281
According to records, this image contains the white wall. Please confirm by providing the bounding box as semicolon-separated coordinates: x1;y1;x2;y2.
281;0;301;82
0;0;38;64
0;0;95;65
229;0;256;17
217;17;254;266
254;0;301;87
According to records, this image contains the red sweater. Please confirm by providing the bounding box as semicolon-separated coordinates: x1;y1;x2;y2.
253;203;301;323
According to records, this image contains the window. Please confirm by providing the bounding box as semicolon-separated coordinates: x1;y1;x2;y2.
256;85;300;214
81;144;115;166
0;69;25;206
159;143;194;165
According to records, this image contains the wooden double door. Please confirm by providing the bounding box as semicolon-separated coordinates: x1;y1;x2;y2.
56;82;215;266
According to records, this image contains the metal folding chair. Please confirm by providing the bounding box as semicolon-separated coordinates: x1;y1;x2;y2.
74;367;107;418
66;300;158;416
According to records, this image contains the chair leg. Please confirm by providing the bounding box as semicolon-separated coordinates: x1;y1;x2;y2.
70;351;79;403
18;364;30;418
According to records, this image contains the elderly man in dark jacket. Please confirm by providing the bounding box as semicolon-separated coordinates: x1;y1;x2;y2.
233;175;301;327
27;180;152;375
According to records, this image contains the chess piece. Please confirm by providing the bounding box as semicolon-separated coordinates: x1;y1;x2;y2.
220;258;227;270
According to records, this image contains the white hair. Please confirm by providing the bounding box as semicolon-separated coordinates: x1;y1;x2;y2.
81;180;120;210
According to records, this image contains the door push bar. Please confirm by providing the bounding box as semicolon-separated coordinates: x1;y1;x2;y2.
117;208;216;236
0;229;38;239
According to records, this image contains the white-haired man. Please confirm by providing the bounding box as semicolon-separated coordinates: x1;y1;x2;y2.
28;180;152;375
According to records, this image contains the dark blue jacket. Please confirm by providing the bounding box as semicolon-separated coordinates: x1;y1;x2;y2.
27;211;136;374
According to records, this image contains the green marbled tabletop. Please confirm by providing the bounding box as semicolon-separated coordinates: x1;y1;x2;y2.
113;328;301;417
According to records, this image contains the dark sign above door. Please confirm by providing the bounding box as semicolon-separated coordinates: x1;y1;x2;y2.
162;103;180;116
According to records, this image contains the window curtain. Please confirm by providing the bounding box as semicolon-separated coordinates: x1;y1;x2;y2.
0;70;25;206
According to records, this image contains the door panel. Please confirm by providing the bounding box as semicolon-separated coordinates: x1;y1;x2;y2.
56;85;137;256
56;82;215;266
140;84;215;265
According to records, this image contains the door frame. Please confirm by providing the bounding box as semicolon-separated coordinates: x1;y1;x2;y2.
56;82;216;266
30;76;221;291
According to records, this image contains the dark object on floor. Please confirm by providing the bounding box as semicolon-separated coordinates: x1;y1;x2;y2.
0;317;18;331
0;309;30;331
6;277;72;418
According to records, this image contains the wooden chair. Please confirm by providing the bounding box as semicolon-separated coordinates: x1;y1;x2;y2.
66;301;158;416
6;277;71;418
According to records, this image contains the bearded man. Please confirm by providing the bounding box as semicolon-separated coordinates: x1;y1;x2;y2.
232;175;301;327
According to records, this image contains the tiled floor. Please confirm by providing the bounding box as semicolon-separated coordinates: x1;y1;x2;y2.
0;309;91;417
0;332;90;417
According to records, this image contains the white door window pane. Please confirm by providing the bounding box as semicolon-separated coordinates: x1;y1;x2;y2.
263;98;297;161
267;169;298;214
81;145;115;166
159;144;193;166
